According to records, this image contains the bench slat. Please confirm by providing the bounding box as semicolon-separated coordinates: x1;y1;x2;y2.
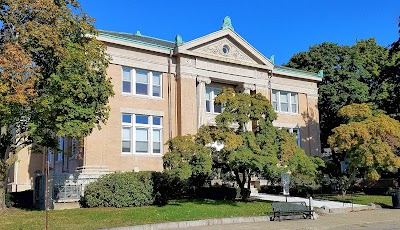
270;201;314;222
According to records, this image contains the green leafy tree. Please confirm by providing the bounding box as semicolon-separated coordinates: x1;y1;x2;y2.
0;0;114;210
163;135;213;188
264;129;325;192
381;16;400;120
210;88;277;199
196;88;324;199
286;39;392;149
328;104;400;192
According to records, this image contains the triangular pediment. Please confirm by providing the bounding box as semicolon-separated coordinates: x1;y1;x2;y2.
177;29;274;68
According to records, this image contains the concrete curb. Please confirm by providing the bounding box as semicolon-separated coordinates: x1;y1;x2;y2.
103;216;270;230
317;203;381;214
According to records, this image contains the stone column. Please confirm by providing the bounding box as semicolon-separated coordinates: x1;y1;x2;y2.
196;76;211;129
236;83;256;131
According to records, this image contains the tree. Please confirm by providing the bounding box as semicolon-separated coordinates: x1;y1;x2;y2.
0;0;114;210
286;39;392;149
328;104;400;192
197;88;323;199
163;135;213;188
263;129;325;193
381;16;400;120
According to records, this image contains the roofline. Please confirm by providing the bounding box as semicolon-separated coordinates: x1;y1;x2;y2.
98;32;174;51
98;30;175;45
273;66;322;81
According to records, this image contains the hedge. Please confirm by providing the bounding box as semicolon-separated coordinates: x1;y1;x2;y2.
81;172;153;208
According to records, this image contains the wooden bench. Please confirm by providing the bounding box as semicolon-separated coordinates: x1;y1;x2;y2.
270;201;314;221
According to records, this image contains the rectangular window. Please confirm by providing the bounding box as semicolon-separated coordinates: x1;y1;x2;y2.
122;127;132;153
122;68;131;93
122;67;162;98
272;91;278;111
206;87;211;113
286;128;301;147
48;148;53;163
152;72;161;97
136;70;148;95
57;137;64;162
293;128;301;147
153;129;161;154
271;90;298;114
291;94;298;114
121;114;163;154
205;86;222;114
136;128;148;153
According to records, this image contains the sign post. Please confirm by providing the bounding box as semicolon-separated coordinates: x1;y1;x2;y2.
281;173;290;202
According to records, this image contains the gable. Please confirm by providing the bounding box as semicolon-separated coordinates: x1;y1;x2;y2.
189;36;258;64
176;29;274;69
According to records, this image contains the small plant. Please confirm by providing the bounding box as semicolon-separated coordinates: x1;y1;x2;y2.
5;193;12;208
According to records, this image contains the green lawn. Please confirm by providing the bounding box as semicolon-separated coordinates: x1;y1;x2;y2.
314;194;392;207
0;199;272;230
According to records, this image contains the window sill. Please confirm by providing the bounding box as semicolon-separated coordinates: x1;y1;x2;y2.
206;112;221;115
121;93;164;101
121;153;163;157
275;111;300;116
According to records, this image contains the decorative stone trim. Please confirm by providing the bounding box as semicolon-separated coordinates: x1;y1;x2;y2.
196;76;211;84
120;108;164;117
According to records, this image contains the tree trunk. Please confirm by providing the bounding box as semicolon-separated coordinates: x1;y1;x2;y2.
397;168;400;188
247;170;251;190
234;169;247;200
0;179;6;210
342;169;357;195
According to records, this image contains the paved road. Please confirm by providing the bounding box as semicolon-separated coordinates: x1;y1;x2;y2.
181;209;400;230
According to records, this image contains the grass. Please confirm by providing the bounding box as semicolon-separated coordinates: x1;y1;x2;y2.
0;199;272;230
314;194;392;207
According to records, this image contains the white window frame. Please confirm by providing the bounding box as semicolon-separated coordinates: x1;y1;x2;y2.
121;67;162;98
121;113;163;155
206;86;222;114
272;90;298;114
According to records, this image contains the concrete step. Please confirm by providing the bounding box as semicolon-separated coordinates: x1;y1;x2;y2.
53;202;80;210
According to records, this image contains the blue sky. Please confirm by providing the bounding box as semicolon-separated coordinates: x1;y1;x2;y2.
80;0;399;65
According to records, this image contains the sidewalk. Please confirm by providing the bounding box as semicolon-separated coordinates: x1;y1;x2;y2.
181;209;400;230
251;193;367;209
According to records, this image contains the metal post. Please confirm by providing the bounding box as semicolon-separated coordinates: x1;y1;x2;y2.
45;151;49;230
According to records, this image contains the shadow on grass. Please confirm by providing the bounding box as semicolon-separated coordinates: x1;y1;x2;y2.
172;198;272;207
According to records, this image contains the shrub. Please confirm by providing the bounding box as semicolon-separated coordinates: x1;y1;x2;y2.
259;185;282;194
196;186;243;200
81;172;153;208
151;171;185;205
5;193;12;208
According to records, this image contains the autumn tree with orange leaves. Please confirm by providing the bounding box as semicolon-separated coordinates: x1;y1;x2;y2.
328;104;400;193
0;0;114;210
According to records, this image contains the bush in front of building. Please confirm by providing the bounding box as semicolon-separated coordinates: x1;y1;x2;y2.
151;171;185;205
5;193;12;208
195;186;244;200
81;172;154;208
